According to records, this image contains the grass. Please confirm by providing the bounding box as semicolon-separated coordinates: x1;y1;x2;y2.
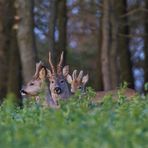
0;88;148;148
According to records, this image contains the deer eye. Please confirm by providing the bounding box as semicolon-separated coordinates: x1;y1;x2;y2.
60;80;64;83
30;82;34;86
51;81;54;84
78;86;82;89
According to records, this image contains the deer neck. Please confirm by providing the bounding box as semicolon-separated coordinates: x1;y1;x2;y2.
38;79;57;107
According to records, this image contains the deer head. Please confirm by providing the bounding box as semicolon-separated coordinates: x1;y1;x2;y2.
21;61;47;97
67;70;89;93
20;61;59;108
47;51;71;100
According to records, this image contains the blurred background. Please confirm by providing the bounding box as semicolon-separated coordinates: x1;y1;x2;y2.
0;0;147;101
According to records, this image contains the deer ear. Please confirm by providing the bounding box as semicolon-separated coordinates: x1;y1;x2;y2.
39;68;46;80
63;65;69;77
67;74;72;84
47;69;52;78
82;74;89;85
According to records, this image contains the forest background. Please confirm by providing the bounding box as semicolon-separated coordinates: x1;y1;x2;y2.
0;0;148;102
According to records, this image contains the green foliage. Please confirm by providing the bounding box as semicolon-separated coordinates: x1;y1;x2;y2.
0;88;148;148
119;81;129;89
144;82;148;91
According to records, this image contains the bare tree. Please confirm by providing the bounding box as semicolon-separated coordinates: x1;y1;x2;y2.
15;0;37;84
56;0;67;65
0;0;21;100
110;0;119;89
7;29;21;98
100;0;134;90
144;0;148;85
101;0;112;90
0;0;8;99
48;0;58;66
0;0;17;99
97;13;103;90
117;0;134;88
48;0;67;66
7;0;21;98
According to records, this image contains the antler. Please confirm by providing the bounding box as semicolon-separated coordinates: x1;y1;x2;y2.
72;70;77;80
77;70;83;81
49;51;55;75
57;51;64;75
34;61;44;79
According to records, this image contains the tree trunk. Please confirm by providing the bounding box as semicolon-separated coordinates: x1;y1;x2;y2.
6;0;21;99
48;0;58;66
144;0;148;85
96;15;103;91
117;0;134;88
110;0;119;89
15;0;37;84
101;0;112;90
7;29;21;99
48;0;67;66
0;0;22;100
0;0;11;100
56;0;67;66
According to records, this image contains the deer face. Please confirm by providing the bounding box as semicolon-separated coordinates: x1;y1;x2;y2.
21;62;47;97
21;79;43;96
48;52;70;100
67;70;89;93
48;66;69;95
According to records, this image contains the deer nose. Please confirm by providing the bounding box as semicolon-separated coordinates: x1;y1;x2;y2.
20;89;27;95
54;87;62;94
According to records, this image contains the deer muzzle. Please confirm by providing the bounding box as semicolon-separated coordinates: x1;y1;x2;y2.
20;89;28;96
54;87;62;94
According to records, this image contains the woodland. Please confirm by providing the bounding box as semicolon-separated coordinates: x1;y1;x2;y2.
0;1;148;147
0;0;148;100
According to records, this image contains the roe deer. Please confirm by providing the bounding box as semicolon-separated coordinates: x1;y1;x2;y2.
66;70;136;102
47;52;71;101
94;88;137;103
67;70;89;93
21;61;58;108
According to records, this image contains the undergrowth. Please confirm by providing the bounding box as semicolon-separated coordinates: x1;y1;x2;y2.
0;87;148;148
